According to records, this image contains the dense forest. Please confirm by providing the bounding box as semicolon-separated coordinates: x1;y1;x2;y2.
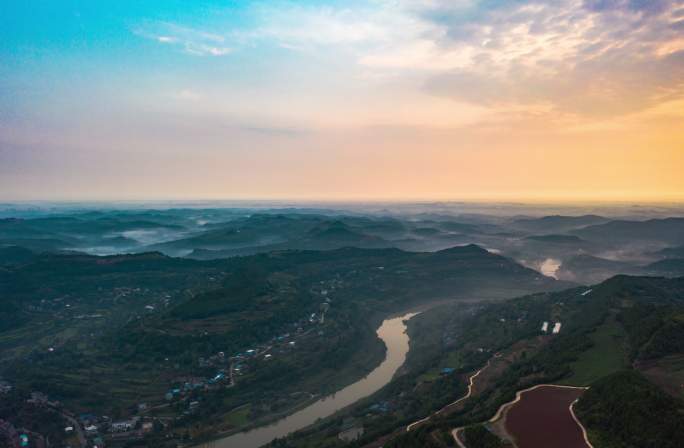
576;370;684;448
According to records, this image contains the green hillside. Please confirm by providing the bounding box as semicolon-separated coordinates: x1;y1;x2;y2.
284;275;684;448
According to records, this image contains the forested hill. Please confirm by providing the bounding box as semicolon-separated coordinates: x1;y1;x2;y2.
0;244;567;421
576;370;684;448
307;274;684;448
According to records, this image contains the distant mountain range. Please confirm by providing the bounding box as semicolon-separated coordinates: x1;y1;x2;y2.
511;214;610;232
3;210;684;287
571;217;684;245
524;234;587;244
655;245;684;259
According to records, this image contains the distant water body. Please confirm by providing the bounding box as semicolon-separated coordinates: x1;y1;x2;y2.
202;312;418;448
540;258;562;279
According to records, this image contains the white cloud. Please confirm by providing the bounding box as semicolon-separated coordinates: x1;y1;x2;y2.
172;89;202;101
134;0;684;122
135;23;232;56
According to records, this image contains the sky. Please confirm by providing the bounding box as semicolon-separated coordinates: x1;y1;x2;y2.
1;0;683;202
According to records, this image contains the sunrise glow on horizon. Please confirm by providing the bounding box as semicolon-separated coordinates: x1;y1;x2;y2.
2;0;683;202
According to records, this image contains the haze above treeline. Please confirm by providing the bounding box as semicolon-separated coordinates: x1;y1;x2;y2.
2;201;684;286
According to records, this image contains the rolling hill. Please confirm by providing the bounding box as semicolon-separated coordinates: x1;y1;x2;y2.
0;244;568;422
287;274;684;448
572;218;684;245
511;215;609;233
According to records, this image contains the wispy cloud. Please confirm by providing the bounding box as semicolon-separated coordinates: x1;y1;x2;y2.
363;0;684;117
134;0;684;120
156;36;177;43
135;22;232;56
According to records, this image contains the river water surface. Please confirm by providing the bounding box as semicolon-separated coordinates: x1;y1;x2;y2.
202;312;418;448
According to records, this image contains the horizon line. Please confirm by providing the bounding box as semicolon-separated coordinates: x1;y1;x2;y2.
1;197;684;206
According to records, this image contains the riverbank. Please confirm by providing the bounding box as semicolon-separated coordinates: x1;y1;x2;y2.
199;312;418;448
198;297;487;447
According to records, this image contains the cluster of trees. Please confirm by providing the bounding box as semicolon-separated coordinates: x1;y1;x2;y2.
461;425;510;448
576;370;684;448
385;426;455;448
0;391;69;446
619;303;684;360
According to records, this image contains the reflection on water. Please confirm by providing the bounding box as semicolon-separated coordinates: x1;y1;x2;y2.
540;258;562;279
202;312;418;448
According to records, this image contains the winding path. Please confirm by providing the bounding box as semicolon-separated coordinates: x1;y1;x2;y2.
451;427;467;448
570;398;594;448
405;356;497;432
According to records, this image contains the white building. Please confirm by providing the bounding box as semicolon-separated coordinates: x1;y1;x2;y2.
111;420;134;432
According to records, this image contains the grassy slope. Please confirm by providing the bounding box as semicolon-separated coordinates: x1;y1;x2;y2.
560;313;628;386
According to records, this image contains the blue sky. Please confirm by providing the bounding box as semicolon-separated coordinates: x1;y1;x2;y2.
1;1;683;200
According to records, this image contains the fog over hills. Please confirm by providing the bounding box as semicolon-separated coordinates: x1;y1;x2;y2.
4;0;684;444
571;218;684;246
2;203;683;285
511;214;610;233
1;202;683;447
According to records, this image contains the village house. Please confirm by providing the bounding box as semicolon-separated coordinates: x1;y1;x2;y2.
338;425;364;442
111;417;139;432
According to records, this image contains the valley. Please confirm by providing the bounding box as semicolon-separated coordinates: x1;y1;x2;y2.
1;204;683;448
5;1;684;445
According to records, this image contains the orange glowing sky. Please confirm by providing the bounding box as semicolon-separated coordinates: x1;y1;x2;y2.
1;0;683;201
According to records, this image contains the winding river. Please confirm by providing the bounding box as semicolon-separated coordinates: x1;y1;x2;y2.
202;312;417;448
